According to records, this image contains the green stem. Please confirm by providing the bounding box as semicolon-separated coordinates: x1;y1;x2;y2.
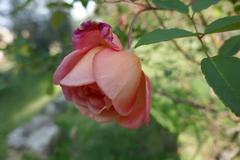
198;37;211;58
188;14;237;103
188;14;210;59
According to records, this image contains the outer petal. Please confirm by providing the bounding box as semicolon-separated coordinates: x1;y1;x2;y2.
53;48;88;84
112;34;122;50
72;30;100;51
60;47;103;86
117;73;146;129
93;49;142;115
144;75;152;125
72;21;122;51
61;86;74;101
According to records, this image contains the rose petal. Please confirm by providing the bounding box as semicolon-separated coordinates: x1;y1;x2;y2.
61;86;84;102
93;107;117;122
53;48;88;84
117;73;146;129
60;47;103;86
76;105;116;123
72;30;100;51
61;86;74;101
72;94;88;107
93;49;142;115
76;105;91;116
110;33;123;51
72;21;122;51
144;75;152;125
87;95;106;114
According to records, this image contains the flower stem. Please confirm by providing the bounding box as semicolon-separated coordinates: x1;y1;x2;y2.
188;14;210;58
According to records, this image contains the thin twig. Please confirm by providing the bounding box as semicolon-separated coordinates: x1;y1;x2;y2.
159;90;217;112
104;0;148;7
188;14;211;58
199;13;219;48
104;0;159;49
199;13;207;26
153;11;200;64
127;7;158;49
153;74;216;112
188;14;199;33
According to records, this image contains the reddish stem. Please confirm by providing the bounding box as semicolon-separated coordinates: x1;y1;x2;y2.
104;0;148;8
127;7;157;49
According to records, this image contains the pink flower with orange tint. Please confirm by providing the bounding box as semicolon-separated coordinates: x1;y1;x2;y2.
53;21;151;129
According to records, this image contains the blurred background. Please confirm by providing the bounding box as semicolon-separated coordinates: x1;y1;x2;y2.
0;0;240;159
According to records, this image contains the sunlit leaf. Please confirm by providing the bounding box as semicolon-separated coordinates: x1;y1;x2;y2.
201;56;240;115
205;16;240;34
191;0;219;12
153;0;189;14
136;28;196;47
219;35;240;57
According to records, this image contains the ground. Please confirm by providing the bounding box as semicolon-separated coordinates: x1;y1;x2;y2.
0;73;179;160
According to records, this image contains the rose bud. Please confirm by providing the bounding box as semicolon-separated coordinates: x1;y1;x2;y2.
53;21;151;129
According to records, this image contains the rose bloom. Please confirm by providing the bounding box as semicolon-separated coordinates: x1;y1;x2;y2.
53;21;151;129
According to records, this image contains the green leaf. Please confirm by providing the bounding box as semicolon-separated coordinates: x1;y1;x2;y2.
81;0;88;8
47;2;73;9
192;0;219;12
74;0;88;8
51;11;65;28
229;0;238;4
47;2;56;8
201;56;240;115
46;76;55;95
136;28;196;47
153;0;189;14
205;16;240;34
234;5;240;14
219;35;240;57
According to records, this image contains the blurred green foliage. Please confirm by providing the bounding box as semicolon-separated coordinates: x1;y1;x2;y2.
0;0;240;160
0;74;53;158
50;106;180;160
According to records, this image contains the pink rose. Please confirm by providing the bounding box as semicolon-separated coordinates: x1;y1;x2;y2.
53;21;151;129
